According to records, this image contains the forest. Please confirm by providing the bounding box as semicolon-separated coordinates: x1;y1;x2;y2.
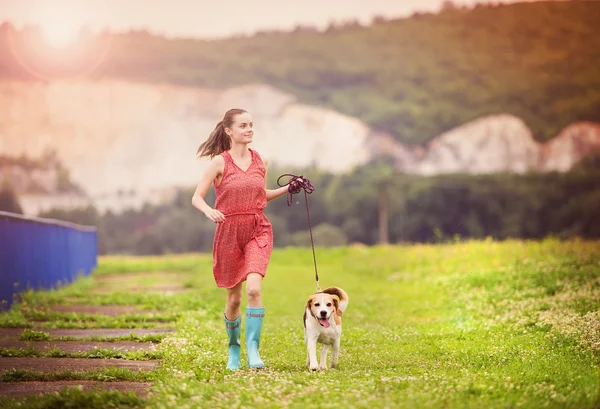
1;153;590;254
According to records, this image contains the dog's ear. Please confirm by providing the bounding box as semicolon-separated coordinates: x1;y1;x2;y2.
333;297;343;316
306;296;313;312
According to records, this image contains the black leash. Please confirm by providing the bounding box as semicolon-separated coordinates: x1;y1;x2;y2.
277;174;320;291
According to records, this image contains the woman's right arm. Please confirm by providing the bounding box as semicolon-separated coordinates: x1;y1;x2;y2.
192;156;226;223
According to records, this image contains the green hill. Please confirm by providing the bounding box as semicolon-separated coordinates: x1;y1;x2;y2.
1;1;599;146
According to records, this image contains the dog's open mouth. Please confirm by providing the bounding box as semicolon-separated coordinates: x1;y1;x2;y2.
318;318;330;328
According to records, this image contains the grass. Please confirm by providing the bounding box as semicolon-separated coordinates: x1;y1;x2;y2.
17;329;168;344
1;238;599;408
0;388;144;409
20;310;179;323
30;320;174;330
20;310;179;326
0;367;157;382
5;269;212;316
0;345;163;360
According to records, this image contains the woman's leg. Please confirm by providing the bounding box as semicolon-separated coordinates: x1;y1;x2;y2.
245;272;265;368
246;273;263;307
226;282;243;320
223;282;243;370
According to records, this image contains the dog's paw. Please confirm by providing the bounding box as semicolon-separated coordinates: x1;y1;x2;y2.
309;364;319;371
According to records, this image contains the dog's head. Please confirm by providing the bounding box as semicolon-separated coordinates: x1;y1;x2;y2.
306;293;342;328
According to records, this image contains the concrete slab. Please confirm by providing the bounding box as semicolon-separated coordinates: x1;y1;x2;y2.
0;327;175;340
0;340;158;354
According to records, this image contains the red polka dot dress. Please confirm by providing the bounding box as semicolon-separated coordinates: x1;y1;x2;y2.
212;148;274;288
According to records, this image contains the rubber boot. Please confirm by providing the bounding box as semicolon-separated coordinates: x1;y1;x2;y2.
245;307;265;368
224;314;241;370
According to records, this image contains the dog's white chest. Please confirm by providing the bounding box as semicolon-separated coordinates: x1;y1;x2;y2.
317;329;338;345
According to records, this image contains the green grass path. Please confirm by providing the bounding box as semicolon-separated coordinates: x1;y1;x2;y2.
2;239;599;408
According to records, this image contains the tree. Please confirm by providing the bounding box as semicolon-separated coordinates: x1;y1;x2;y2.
441;0;457;11
0;181;23;214
361;156;395;244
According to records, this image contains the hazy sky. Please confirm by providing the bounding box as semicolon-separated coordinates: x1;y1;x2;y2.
0;0;541;40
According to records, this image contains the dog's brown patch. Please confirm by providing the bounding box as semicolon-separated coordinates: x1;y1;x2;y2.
304;295;317;328
332;298;342;317
321;287;348;304
334;315;341;326
322;287;348;320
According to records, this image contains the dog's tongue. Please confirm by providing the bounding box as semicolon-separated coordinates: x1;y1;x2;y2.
319;319;330;328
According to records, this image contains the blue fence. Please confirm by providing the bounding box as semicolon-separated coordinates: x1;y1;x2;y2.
0;211;98;311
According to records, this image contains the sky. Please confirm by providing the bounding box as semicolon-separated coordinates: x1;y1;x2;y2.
0;0;543;41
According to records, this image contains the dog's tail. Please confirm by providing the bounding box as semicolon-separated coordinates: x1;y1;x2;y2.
322;287;349;313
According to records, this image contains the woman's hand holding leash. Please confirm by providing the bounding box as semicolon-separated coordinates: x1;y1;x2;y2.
277;174;315;207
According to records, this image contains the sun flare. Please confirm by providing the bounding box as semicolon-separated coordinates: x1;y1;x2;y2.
40;22;80;48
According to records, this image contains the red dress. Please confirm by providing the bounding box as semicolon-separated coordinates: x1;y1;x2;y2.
212;148;273;288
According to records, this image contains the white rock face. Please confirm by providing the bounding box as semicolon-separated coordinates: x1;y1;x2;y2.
0;80;372;214
1;79;599;215
539;122;600;172
414;114;540;175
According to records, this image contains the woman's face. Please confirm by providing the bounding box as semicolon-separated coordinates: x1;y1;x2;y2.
226;112;254;144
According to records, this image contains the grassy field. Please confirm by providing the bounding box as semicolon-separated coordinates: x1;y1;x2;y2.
2;238;599;408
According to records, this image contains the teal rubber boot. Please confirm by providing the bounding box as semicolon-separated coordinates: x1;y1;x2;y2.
245;307;265;368
224;314;241;371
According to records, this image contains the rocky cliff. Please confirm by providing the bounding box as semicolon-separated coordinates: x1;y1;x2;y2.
1;80;599;215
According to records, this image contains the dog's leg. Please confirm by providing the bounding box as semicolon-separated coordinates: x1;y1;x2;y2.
304;332;310;366
319;345;329;370
306;336;319;371
331;337;341;368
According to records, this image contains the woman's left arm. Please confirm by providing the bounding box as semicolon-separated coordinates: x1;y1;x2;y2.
266;186;289;202
263;156;289;202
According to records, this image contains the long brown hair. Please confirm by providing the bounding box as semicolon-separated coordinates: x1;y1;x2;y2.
197;108;247;158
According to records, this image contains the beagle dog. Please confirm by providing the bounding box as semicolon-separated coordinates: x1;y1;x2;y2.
303;287;349;370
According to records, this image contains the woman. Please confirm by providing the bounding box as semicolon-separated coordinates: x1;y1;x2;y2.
192;108;302;370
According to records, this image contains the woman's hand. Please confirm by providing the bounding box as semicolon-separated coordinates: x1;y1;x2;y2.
204;208;226;223
288;177;306;193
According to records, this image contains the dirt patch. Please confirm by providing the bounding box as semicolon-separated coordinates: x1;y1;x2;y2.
0;329;25;340
0;340;158;354
0;357;159;373
0;380;154;398
0;327;175;340
48;305;163;316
